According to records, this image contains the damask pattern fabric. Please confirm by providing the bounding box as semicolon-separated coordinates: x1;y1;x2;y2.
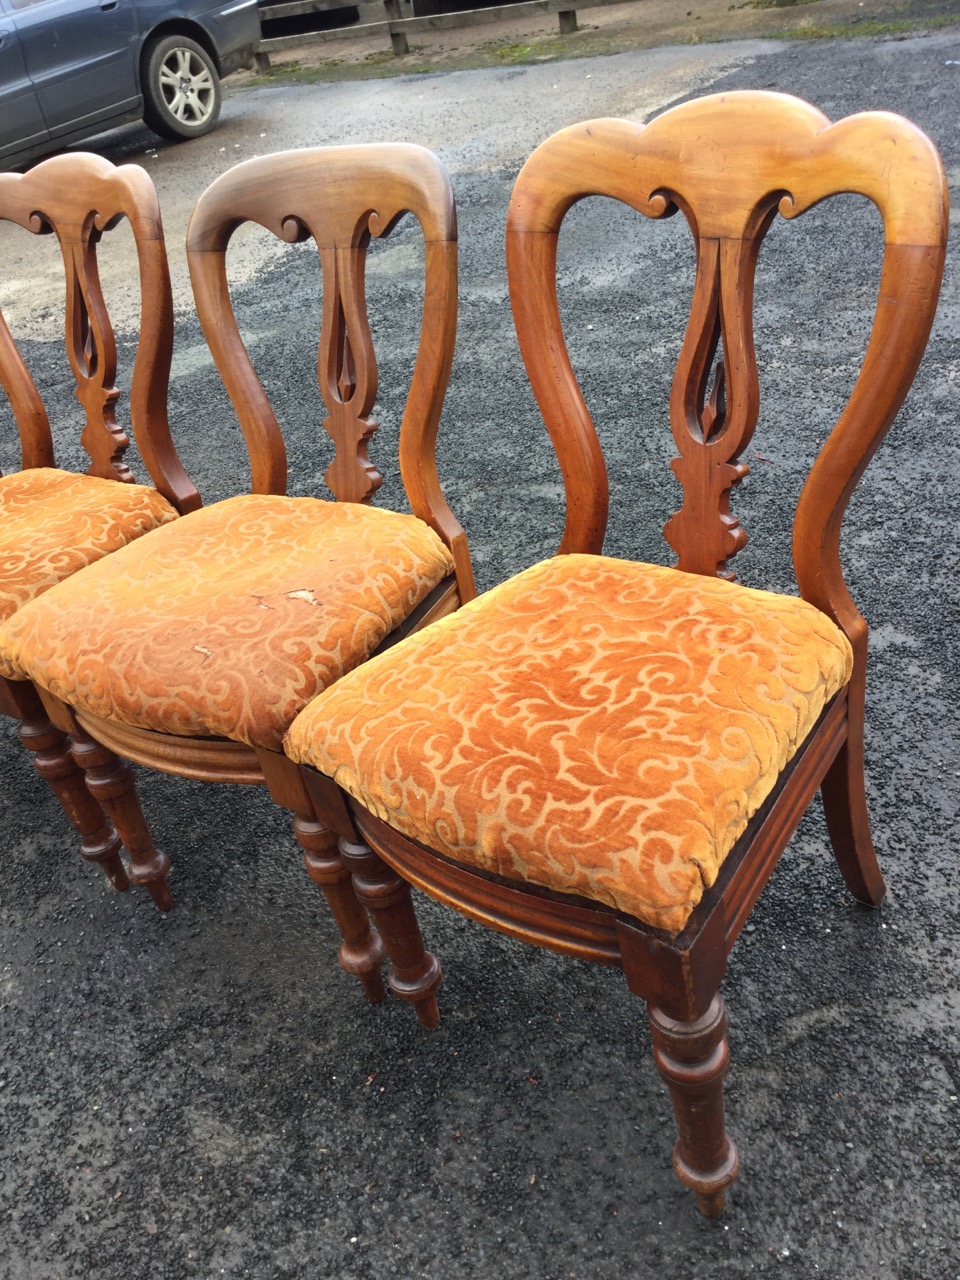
286;555;854;934
0;467;178;621
0;494;455;750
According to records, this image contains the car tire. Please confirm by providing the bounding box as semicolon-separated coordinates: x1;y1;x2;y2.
141;35;222;141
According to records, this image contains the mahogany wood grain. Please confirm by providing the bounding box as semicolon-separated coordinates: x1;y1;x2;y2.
649;998;739;1217
76;708;264;785
36;146;472;1005
301;93;948;1211
256;745;386;1003
338;837;442;1028
186;143;476;603
4;675;128;891
0;153;199;511
0;153;200;896
506;94;947;582
295;817;387;1004
70;730;174;912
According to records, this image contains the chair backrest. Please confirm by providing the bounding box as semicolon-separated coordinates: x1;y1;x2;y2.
506;91;947;659
0;152;199;514
186;143;474;600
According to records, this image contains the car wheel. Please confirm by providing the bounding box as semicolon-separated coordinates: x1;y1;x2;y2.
141;35;222;141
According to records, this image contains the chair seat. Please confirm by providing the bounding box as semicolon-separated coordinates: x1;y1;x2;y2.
0;468;178;622
0;494;455;750
285;555;854;933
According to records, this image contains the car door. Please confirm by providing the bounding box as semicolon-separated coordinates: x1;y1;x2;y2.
0;0;49;163
8;0;139;140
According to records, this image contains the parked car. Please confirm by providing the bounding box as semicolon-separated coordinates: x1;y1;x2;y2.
0;0;260;171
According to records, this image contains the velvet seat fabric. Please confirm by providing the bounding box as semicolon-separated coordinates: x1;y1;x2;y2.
0;493;455;751
284;555;854;933
0;468;178;622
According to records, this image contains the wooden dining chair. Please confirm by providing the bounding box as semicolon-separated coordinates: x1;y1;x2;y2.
0;144;475;1003
280;93;948;1210
0;152;199;894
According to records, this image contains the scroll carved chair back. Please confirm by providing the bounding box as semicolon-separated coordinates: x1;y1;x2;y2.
505;92;947;907
0;144;472;1016
186;143;474;599
509;93;946;595
285;93;948;1214
0;152;198;894
0;151;199;513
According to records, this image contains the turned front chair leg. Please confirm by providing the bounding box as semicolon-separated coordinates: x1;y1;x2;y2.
648;994;740;1217
294;812;386;1004
338;837;442;1029
69;728;173;911
14;684;128;892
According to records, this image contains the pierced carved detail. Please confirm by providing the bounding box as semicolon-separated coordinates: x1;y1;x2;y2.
664;234;763;579
0;188;142;481
317;226;384;505
701;358;726;442
64;230;134;484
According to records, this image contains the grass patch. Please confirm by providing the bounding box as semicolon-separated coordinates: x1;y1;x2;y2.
492;40;535;60
478;36;565;63
742;0;818;8
781;13;959;36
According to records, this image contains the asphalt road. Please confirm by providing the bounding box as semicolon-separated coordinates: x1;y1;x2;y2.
1;28;958;1280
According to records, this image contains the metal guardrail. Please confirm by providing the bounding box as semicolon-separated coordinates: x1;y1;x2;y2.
257;0;627;61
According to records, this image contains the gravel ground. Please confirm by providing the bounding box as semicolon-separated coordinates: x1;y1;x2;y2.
0;26;958;1280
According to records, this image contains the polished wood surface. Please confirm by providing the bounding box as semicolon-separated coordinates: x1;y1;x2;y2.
649;996;739;1218
506;93;947;580
0;153;199;891
1;675;128;891
302;92;948;1211
0;152;199;511
187;143;475;602
46;146;471;1003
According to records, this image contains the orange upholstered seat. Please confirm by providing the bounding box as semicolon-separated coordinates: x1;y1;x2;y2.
282;95;948;1215
0;468;177;623
0;143;471;973
0;153;199;896
0;493;455;751
285;555;853;932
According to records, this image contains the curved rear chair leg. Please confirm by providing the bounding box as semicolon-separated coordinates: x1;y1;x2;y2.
339;837;442;1030
820;710;886;906
648;995;740;1217
14;683;129;892
69;726;173;911
295;812;386;1004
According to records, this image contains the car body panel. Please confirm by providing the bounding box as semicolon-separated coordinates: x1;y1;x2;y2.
11;0;140;136
0;0;260;168
0;13;49;161
132;0;260;68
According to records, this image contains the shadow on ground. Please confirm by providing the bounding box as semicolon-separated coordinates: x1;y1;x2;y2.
0;24;958;1280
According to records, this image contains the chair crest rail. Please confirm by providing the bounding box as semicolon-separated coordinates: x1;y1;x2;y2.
506;93;948;598
0;153;199;513
186;145;462;521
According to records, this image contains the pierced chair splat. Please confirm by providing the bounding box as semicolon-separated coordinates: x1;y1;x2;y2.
0;144;474;1003
0;152;199;895
282;93;948;1209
